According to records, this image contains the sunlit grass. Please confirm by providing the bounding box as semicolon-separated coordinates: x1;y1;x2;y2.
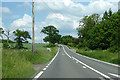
68;46;119;65
2;43;58;78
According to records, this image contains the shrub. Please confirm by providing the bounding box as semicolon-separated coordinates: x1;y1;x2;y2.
108;46;119;53
47;43;55;47
3;43;9;49
76;43;82;48
67;43;75;47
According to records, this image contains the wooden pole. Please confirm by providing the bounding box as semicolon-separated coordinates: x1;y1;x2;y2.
32;0;34;54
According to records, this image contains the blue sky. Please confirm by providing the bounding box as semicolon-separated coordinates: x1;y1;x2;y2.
1;0;119;43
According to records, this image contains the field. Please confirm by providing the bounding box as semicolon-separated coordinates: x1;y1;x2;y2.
68;46;119;65
2;43;58;78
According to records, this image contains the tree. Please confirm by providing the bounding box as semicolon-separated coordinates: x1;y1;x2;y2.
13;29;31;49
77;14;100;47
3;29;13;44
61;35;73;45
0;27;4;40
102;11;108;20
108;8;112;17
41;25;61;44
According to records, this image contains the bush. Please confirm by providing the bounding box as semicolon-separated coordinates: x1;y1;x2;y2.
47;43;55;47
84;47;90;51
3;43;9;49
67;43;75;47
76;43;87;48
108;46;119;53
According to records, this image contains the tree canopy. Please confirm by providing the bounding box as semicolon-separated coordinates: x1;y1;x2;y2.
77;9;120;52
0;27;4;39
41;25;61;44
13;29;31;49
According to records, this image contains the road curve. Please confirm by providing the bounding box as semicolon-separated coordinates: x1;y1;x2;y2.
34;45;119;80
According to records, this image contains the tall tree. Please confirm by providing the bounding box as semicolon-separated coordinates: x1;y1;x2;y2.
77;14;100;47
41;25;61;44
13;29;31;49
108;8;112;17
3;29;13;44
0;27;4;40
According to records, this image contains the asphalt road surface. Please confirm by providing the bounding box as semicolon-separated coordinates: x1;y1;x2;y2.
34;45;120;80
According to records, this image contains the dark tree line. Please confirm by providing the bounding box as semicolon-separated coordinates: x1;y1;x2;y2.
77;9;120;52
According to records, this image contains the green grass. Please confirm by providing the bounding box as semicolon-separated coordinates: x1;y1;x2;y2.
2;43;58;78
68;46;119;65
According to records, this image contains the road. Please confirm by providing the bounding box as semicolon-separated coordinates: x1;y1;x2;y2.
34;45;120;80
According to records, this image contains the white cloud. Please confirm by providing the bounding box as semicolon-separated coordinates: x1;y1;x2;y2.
39;13;79;38
0;18;2;26
4;0;118;43
85;0;117;15
0;7;11;14
10;14;32;31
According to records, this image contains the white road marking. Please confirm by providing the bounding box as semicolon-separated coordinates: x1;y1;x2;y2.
47;47;60;66
33;47;60;79
43;68;47;71
46;66;48;68
63;46;111;79
34;71;44;78
73;57;110;79
108;73;120;78
65;46;120;68
76;61;78;63
63;46;71;58
83;66;86;68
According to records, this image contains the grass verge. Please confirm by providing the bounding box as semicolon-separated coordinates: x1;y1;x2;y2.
2;43;58;78
68;46;120;65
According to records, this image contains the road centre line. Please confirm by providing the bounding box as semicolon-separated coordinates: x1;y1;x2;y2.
73;57;111;79
65;46;120;68
62;46;111;79
108;73;120;78
63;46;71;58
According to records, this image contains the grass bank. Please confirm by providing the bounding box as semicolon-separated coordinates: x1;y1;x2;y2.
68;46;119;65
2;43;58;78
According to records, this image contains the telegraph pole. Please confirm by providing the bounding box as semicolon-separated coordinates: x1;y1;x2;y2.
32;0;35;54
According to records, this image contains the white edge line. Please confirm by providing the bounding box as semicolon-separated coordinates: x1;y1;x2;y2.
65;46;120;68
33;47;60;79
72;57;111;79
43;68;47;71
108;73;120;78
62;46;71;58
34;71;44;78
63;46;111;79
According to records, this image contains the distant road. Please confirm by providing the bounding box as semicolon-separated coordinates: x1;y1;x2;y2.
34;45;120;80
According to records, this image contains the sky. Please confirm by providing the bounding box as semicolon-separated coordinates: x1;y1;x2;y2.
0;0;119;43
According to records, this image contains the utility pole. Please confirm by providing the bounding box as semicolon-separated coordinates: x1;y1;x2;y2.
32;0;35;54
118;1;120;12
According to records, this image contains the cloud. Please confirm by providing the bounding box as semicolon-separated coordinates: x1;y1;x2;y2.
10;14;46;43
35;0;117;16
3;0;118;43
0;7;11;14
39;13;79;38
10;14;32;31
0;18;2;26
